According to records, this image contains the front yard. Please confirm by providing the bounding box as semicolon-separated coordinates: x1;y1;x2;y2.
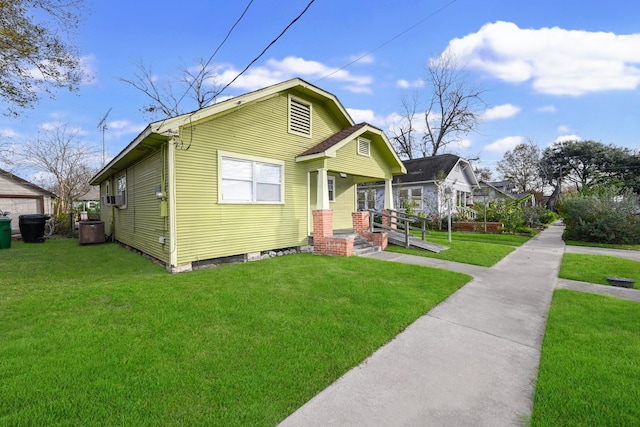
0;239;470;426
388;230;531;266
531;290;640;426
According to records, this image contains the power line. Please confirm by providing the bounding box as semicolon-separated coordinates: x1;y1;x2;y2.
174;0;255;110
211;0;316;99
315;0;458;83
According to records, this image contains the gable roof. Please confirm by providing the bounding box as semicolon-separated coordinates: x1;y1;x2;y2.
0;168;56;197
296;123;406;175
92;78;355;184
396;154;465;183
298;123;367;157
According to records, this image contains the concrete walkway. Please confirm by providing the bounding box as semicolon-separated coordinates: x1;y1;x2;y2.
280;223;566;427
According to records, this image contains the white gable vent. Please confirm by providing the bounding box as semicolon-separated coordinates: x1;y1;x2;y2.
357;138;371;157
289;96;311;137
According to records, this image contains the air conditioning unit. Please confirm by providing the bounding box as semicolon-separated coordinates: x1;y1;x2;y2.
114;192;126;207
101;195;115;205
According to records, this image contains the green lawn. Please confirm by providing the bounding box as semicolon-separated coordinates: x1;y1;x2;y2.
387;230;530;266
0;239;470;426
565;240;640;251
560;253;640;288
531;290;640;426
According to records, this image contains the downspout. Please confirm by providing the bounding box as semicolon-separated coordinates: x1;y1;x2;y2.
167;138;178;268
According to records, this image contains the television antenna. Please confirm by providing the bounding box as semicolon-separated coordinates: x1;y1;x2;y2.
97;107;112;166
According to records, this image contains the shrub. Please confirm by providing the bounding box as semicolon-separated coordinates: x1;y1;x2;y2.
562;186;640;244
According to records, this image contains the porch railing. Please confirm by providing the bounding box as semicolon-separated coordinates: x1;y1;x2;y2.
456;206;477;221
367;209;429;248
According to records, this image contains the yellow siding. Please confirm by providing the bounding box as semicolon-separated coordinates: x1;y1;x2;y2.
327;138;390;179
110;150;169;264
173;92;343;265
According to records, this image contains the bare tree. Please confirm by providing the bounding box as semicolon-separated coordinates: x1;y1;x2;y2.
388;92;420;159
120;59;221;120
0;0;85;116
496;141;543;193
16;124;99;216
422;52;485;156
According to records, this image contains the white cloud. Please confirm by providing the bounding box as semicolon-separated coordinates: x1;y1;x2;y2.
348;53;375;65
457;138;472;149
485;136;524;152
537;105;557;113
26;55;96;86
108;120;147;138
396;78;425;89
482;104;521;120
217;56;373;94
557;125;571;133
444;21;640;96
346;108;385;126
0;128;19;138
555;134;582;143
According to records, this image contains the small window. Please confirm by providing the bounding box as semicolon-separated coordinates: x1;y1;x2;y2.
288;95;312;137
220;155;284;203
116;174;126;206
327;176;336;202
357;138;370;157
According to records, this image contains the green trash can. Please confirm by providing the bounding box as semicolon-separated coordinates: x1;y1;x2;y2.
0;217;11;249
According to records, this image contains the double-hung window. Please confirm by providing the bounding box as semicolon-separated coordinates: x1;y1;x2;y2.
398;187;423;210
358;189;376;211
327;176;336;202
220;152;284;203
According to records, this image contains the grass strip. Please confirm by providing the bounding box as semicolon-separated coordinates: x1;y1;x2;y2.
560;253;640;288
0;239;470;426
531;290;640;426
387;231;530;267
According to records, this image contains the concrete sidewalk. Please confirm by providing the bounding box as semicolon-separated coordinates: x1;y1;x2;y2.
279;223;566;427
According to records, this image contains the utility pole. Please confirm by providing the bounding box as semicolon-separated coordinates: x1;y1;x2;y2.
97;108;112;166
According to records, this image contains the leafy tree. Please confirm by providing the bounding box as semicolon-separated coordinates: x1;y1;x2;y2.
561;186;640;244
539;139;636;210
473;166;493;182
496;141;542;193
0;0;85;116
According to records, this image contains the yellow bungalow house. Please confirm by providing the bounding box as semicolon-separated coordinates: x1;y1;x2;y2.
91;78;406;272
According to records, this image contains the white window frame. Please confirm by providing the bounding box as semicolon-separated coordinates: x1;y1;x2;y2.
327;176;336;202
116;174;127;207
288;95;312;138
218;151;285;204
398;186;423;210
358;189;376;211
357;138;371;157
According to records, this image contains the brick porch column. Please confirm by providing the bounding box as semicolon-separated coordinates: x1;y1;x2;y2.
352;211;370;234
312;209;333;255
382;209;397;229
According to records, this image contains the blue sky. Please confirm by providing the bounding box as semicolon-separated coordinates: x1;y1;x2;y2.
2;0;639;177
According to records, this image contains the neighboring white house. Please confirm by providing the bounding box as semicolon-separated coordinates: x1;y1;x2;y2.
359;154;479;218
0;168;55;233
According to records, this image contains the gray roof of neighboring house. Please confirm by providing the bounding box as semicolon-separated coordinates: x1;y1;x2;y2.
395;154;463;184
0;168;56;197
